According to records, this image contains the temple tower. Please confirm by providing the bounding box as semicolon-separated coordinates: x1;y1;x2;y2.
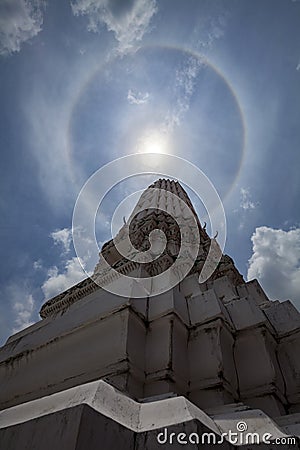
1;179;300;448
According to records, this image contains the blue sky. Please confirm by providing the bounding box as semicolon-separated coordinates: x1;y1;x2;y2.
0;0;300;345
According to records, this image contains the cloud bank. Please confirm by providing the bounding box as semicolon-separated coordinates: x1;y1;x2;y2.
248;226;300;306
0;0;45;56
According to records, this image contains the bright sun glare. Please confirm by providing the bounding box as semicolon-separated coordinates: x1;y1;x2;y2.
138;130;169;154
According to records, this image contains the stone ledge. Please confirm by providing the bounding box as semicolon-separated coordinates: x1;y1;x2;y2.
0;379;297;446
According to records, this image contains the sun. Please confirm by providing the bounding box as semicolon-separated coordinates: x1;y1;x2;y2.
137;130;169;154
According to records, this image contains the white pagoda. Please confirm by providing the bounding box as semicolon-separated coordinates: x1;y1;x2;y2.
0;179;299;449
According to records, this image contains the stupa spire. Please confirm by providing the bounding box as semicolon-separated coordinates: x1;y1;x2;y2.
93;178;243;289
40;179;243;318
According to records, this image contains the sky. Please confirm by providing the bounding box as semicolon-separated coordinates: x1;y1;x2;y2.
0;0;300;345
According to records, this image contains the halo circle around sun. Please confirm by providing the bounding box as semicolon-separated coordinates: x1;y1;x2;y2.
67;45;246;199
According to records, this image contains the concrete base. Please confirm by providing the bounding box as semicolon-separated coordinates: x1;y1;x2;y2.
0;379;299;450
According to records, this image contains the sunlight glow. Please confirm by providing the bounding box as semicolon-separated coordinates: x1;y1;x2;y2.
137;130;169;154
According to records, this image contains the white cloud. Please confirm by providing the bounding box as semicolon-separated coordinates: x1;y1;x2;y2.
158;8;227;136
33;259;43;270
248;226;300;306
12;293;35;333
240;187;256;210
71;0;157;54
193;13;227;51
41;257;87;299
296;62;300;71
127;88;149;105
164;55;204;133
0;282;37;342
5;282;36;334
0;0;45;56
51;228;72;253
233;188;258;230
41;227;88;299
